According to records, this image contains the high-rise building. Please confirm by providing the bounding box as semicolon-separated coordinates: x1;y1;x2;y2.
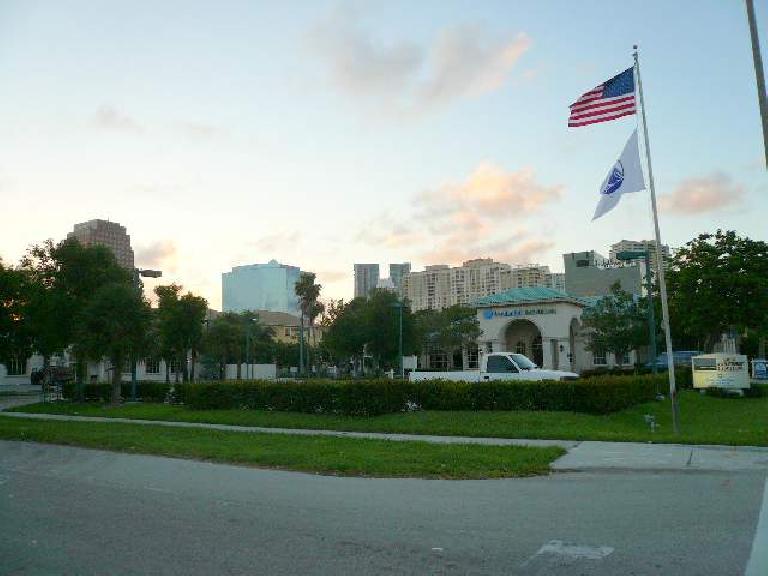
563;250;642;297
609;239;671;278
508;265;565;292
222;260;301;314
402;259;569;312
389;262;411;296
402;259;506;311
354;264;380;298
68;219;135;269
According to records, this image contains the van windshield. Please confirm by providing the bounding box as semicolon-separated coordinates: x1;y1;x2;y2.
510;354;536;370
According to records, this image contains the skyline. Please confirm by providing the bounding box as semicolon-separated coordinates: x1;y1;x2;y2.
1;0;766;309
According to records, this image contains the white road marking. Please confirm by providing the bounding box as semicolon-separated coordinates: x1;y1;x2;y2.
522;539;614;566
745;477;768;576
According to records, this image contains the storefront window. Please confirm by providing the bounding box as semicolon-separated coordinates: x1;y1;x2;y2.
145;358;161;374
593;348;607;365
5;356;26;376
467;345;479;369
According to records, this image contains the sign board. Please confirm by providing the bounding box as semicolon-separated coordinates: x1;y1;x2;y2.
752;359;768;380
402;355;418;370
692;354;750;389
482;308;556;320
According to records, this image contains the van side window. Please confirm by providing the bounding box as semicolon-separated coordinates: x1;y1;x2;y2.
487;356;518;373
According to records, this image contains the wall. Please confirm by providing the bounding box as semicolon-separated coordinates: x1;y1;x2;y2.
224;363;277;380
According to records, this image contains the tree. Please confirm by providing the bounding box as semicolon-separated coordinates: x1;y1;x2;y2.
322;290;417;373
200;311;273;380
294;272;324;375
0;260;34;369
76;282;151;405
414;305;481;368
177;293;208;381
667;230;768;352
581;282;647;364
20;239;131;388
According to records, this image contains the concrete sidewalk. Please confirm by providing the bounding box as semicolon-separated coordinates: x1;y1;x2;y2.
552;440;768;472
2;410;768;473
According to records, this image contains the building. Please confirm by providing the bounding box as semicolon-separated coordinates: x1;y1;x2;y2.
389;262;411;295
403;259;510;311
354;264;380;298
609;239;671;278
563;250;643;297
473;287;637;372
222;260;301;314
253;310;325;345
509;265;566;292
403;260;569;312
68;219;134;269
376;277;396;292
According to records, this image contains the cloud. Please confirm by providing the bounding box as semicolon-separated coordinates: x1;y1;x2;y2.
417;163;561;220
135;241;178;272
93;106;143;133
659;173;744;215
179;122;222;139
359;163;561;266
310;10;530;112
248;232;301;255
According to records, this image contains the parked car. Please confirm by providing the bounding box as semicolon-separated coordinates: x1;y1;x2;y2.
645;351;703;370
409;352;579;382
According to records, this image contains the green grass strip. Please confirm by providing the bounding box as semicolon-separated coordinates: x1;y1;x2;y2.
12;390;768;446
0;416;563;479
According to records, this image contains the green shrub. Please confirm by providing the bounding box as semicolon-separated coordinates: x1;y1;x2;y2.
61;381;172;403
180;374;660;416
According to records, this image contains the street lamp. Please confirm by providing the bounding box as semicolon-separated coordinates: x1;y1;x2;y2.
130;268;162;402
389;300;404;379
615;250;658;379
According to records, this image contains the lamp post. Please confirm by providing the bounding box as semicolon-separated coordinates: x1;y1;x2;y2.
131;267;162;401
389;300;404;379
615;250;658;379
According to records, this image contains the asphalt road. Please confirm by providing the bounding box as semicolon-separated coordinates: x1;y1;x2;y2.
1;440;766;576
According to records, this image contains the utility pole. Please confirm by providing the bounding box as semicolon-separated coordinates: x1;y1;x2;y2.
131;267;162;401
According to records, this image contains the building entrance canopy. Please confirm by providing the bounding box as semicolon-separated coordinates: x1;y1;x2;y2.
473;287;587;373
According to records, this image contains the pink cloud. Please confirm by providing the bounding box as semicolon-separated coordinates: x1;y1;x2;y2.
660;173;744;215
358;163;561;268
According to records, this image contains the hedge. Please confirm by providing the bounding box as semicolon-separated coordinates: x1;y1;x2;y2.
179;374;662;415
61;381;171;403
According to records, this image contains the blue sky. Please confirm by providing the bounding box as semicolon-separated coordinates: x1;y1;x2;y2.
0;0;765;308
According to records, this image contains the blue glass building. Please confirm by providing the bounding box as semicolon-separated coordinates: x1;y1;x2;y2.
222;260;301;314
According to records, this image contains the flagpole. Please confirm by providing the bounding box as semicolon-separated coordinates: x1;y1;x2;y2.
633;45;680;434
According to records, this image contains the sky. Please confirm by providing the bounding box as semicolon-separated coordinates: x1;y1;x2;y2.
0;0;766;309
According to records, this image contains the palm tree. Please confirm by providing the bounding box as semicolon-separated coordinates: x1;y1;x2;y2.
294;272;324;376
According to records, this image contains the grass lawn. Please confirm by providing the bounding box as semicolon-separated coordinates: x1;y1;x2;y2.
0;417;562;479
10;390;768;446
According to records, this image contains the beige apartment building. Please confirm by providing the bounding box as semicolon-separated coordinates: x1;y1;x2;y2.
254;310;325;344
608;239;671;277
68;219;135;269
403;259;566;311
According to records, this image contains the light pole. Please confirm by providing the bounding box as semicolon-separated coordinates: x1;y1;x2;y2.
616;251;658;379
131;267;162;401
389;300;404;378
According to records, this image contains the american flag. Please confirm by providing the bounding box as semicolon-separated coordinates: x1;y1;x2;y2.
568;67;636;128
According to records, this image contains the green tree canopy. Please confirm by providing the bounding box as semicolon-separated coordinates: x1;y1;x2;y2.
154;284;208;381
76;282;151;404
667;230;768;349
323;290;416;371
0;260;34;366
581;282;647;362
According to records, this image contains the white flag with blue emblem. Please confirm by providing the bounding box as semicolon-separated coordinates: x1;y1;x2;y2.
593;129;645;220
